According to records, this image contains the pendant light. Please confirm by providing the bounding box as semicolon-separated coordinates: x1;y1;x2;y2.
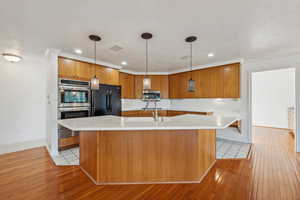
141;32;153;91
185;36;197;92
89;34;101;90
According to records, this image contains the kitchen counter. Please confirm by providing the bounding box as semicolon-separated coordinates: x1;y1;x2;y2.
60;114;237;185
58;114;238;131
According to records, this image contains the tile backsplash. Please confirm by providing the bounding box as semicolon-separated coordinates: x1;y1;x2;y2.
122;98;241;116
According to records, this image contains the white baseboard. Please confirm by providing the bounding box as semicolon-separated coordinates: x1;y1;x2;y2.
0;139;46;155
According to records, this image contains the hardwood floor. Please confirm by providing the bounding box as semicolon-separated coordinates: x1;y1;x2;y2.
0;127;299;200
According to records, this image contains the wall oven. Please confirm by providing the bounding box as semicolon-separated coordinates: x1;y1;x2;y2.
58;107;90;148
58;79;91;108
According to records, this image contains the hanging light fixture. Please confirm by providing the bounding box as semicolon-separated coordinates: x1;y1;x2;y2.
185;36;197;92
141;32;153;91
89;35;101;90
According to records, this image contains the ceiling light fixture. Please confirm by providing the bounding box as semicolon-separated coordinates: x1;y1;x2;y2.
74;49;83;54
2;53;22;63
208;53;214;58
121;61;127;66
89;35;101;90
185;36;197;92
141;32;153;91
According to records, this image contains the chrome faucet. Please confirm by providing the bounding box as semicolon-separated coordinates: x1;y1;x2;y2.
152;101;159;122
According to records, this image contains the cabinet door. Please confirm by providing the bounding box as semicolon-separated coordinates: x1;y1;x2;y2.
58;57;77;79
196;67;223;98
169;74;180;99
119;72;135;99
159;75;169;99
95;66;120;85
178;72;196;98
223;63;240;98
134;75;144;99
76;61;95;81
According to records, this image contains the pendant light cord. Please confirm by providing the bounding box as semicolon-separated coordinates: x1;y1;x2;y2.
94;41;97;77
190;43;193;80
146;39;148;77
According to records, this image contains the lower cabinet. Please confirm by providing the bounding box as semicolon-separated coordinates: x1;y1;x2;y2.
59;136;79;150
121;110;212;117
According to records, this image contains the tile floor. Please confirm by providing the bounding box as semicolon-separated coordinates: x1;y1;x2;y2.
52;147;79;166
52;139;251;166
216;138;251;159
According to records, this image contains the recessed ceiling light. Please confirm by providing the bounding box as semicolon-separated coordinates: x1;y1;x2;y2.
74;49;83;54
208;53;214;58
121;61;127;66
2;53;22;63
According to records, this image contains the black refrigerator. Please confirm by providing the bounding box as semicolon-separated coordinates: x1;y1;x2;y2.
91;84;121;116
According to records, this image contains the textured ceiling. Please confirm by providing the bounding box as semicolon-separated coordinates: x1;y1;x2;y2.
1;0;300;72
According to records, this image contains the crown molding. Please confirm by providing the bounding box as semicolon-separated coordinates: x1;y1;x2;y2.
59;52;122;70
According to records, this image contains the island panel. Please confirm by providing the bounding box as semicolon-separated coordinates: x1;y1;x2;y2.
80;129;216;185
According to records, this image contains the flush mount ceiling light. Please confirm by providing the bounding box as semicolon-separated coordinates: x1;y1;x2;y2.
121;61;127;66
74;49;83;54
89;35;101;90
208;53;214;58
2;53;22;63
141;32;153;91
185;36;197;92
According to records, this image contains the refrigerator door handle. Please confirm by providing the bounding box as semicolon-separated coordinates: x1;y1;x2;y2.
105;93;109;111
109;90;112;112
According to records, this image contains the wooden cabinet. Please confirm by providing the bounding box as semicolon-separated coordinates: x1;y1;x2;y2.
58;57;77;79
76;62;95;81
119;72;135;99
222;63;240;98
169;72;196;98
134;75;169;99
122;110;210;117
58;57;120;85
169;73;180;98
121;110;139;117
195;67;224;98
134;75;144;99
95;66;119;85
59;136;79;150
169;63;240;99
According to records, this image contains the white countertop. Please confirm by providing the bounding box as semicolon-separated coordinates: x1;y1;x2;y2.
58;114;238;131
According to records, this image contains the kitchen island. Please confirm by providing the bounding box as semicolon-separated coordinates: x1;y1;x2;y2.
58;114;237;185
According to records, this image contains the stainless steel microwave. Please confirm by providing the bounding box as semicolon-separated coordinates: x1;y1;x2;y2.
142;90;160;101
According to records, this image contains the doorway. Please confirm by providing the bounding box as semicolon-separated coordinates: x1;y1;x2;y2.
251;68;296;150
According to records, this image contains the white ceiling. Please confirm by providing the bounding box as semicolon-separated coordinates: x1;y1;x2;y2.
1;0;300;72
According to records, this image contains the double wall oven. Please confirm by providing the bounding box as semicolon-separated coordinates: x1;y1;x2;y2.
58;79;91;148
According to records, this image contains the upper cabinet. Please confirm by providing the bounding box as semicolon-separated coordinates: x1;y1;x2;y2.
95;66;119;85
58;57;77;79
58;57;120;85
134;75;169;99
169;63;240;98
222;63;240;98
119;72;135;99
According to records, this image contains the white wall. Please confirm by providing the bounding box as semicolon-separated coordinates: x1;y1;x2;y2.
252;68;295;129
0;55;47;154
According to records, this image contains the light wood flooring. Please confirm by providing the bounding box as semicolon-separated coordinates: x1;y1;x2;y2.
0;127;299;200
